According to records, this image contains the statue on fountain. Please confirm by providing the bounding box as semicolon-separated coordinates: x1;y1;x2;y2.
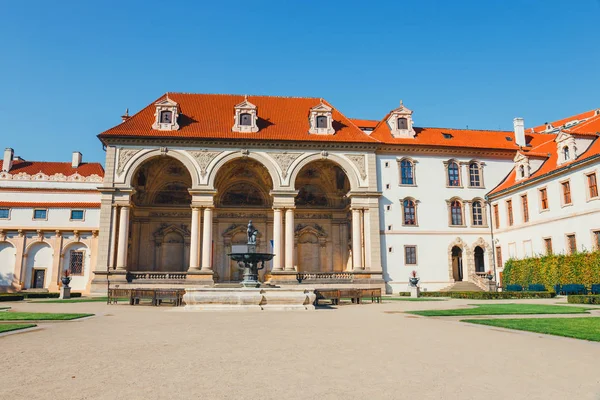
228;220;274;288
247;220;258;246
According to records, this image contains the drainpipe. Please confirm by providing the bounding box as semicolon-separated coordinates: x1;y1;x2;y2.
485;195;498;288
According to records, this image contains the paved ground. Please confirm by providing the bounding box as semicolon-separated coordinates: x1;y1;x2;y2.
1;298;599;400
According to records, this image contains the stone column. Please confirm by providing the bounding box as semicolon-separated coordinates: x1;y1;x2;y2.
201;207;213;271
108;205;118;269
189;207;200;271
284;208;295;271
115;205;130;270
272;208;283;271
363;208;371;270
351;208;363;271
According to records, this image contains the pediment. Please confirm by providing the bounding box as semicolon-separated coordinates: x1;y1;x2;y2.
311;102;332;112
295;223;327;238
513;151;528;163
555;130;573;143
234;99;257;110
155;98;178;107
390;105;413;115
154;223;190;239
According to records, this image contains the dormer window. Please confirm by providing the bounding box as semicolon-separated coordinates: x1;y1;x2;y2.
514;152;531;182
316;116;328;129
309;101;335;135
397;117;408;130
556;131;577;166
160;110;172;124
152;96;180;131
232;96;259;133
519;165;525;178
387;101;415;138
563;146;570;161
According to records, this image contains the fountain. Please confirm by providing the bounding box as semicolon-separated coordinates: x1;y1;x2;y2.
182;221;316;311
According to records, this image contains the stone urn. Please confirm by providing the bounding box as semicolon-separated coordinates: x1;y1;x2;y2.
409;277;420;286
486;274;494;281
61;276;71;287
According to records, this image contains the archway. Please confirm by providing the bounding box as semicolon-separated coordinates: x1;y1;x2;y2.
452;246;463;281
129;156;192;271
25;242;53;289
61;242;90;291
0;242;16;287
474;246;485;273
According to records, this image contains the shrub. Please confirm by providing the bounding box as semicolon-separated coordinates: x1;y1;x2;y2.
506;284;523;291
24;293;60;299
397;292;411;297
568;295;600;304
0;294;25;302
420;291;555;299
528;284;547;291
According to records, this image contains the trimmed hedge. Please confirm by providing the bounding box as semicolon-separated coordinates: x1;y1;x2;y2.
23;292;82;299
0;295;25;302
568;295;600;305
503;250;600;289
397;292;411;297
419;291;556;299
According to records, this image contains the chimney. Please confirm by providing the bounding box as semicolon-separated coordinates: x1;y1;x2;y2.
2;148;14;172
72;151;82;168
513;118;526;147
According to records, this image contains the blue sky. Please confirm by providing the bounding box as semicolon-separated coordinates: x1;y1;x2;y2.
1;0;599;163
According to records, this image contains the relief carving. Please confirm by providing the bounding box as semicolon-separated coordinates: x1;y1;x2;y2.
117;148;141;175
270;152;302;178
189;150;222;177
345;154;367;180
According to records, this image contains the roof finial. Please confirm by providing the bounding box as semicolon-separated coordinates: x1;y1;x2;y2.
244;94;248;101
166;92;170;101
400;99;403;107
125;108;129;117
121;108;131;122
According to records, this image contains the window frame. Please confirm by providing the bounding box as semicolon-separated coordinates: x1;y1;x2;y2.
586;172;598;200
592;229;600;251
402;198;418;226
0;208;10;220
68;250;85;276
495;246;503;269
467;161;484;188
398;158;416;186
493;204;500;229
538;187;549;212
565;233;577;255
560;179;572;206
70;209;85;221
404;245;418;265
470;199;486;227
445;160;462;187
316;115;328;129
521;194;529;223
32;208;48;221
506;199;514;227
543;237;553;255
397;117;408;130
448;199;465;227
239;112;252;126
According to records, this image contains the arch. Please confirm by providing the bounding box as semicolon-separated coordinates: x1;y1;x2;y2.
448;238;470;282
471;237;493;277
207;151;280;190
24;242;53;289
402;197;417;226
474;246;485;273
61;242;90;288
218;181;270;207
448;198;464;226
24;238;53;256
123;149;200;188
0;241;16;287
288;153;361;191
293;160;350;209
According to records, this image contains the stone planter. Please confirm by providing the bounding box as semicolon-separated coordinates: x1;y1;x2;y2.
409;277;419;287
61;277;71;287
486;274;494;281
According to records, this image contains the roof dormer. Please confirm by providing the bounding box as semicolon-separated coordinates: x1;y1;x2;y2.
555;130;576;165
386;101;415;138
152;96;180;131
308;101;335;135
232;96;259;133
513;152;531;181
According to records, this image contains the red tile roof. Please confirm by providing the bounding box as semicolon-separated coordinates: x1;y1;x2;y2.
0;202;101;208
531;109;600;136
349;119;379;129
0;160;104;177
99;93;380;144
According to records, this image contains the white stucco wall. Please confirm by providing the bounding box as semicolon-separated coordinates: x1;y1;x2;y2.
24;242;53;289
0;242;16;287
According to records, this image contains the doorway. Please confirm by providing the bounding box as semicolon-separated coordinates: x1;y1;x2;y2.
32;269;45;288
474;246;485;273
451;246;463;281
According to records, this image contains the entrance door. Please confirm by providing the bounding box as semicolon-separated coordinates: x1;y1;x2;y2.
33;269;45;288
451;246;463;281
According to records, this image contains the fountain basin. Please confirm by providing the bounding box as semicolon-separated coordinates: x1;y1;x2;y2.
183;287;316;311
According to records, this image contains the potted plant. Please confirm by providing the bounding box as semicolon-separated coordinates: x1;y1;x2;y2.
486;269;494;280
61;269;72;288
409;270;420;287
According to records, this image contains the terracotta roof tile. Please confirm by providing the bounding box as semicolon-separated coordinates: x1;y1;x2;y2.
349;118;379;129
0;160;104;177
531;109;600;134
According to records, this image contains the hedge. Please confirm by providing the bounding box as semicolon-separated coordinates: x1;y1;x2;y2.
567;295;600;305
24;292;82;299
419;291;556;299
502;250;600;289
0;295;25;302
397;292;411;297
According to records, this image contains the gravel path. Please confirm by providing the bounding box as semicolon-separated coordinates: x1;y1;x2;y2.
1;298;598;400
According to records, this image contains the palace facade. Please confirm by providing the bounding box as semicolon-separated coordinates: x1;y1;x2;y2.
1;93;599;294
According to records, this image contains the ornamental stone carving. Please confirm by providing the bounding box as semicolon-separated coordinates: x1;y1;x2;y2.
270;152;302;178
189;150;222;177
345;154;367;179
117;148;140;175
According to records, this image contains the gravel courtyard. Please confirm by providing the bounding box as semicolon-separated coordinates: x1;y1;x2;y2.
1;298;599;400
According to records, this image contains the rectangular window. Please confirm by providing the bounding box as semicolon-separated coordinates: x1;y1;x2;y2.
544;237;553;255
384;161;389;168
594;230;600;250
495;246;503;269
588;173;598;198
70;210;84;220
469;164;481;187
33;209;47;220
562;181;572;205
387;225;392;231
506;200;513;226
493;204;500;229
404;246;417;265
69;251;84;275
385;205;391;212
0;208;9;219
566;234;577;254
539;188;549;210
523;240;533;258
521;194;529;223
385;183;390;190
508;242;516;259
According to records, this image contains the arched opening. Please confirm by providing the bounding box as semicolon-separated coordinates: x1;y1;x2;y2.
474;246;485;273
61;242;90;291
0;242;16;287
129;156;192;272
563;146;570;161
25;242;52;289
294;160;350;272
451;246;463;281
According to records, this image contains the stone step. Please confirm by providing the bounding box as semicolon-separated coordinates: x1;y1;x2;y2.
443;281;484;292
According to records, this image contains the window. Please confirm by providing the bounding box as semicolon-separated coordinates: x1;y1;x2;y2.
0;208;9;219
385;183;390;190
506;200;513;226
495;246;503;269
493;204;500;229
239;113;252;126
539;188;549;210
566;234;577;254
523;240;533;257
403;199;416;226
387;225;392;231
469;163;481;187
400;160;414;185
385;205;391;211
588;173;598;198
593;230;600;250
404;246;417;265
563;146;570;161
471;201;483;226
159;110;172;124
69;251;84;275
388;247;393;253
70;210;84;221
519;165;525;178
397;117;408;129
450;200;463;226
384;161;389;168
544;238;553;255
33;209;47;220
562;181;572;205
316;115;328;129
521;195;529;223
447;162;460;186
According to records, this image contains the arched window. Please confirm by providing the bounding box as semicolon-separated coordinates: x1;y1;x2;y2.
450;200;463;225
447;162;460;186
400;159;414;185
160;110;172;124
563;146;570;161
239;113;252;126
403;199;416;225
316;116;328;129
472;201;483;226
469;162;481;187
519;165;525;178
397;117;408;130
474;246;485;273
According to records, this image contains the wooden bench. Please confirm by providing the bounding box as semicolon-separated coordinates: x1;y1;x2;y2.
155;289;185;306
314;289;341;306
107;288;132;304
339;289;361;304
359;288;381;303
130;289;157;305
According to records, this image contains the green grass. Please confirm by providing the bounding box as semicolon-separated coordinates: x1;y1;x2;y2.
384;297;447;302
0;324;37;333
31;297;110;303
0;312;93;321
409;303;591;317
463;317;600;342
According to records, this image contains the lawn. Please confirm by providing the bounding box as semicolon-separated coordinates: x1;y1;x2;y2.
31;297;110;303
409;303;591;317
0;312;93;321
463;317;600;342
384;297;447;302
0;324;37;333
